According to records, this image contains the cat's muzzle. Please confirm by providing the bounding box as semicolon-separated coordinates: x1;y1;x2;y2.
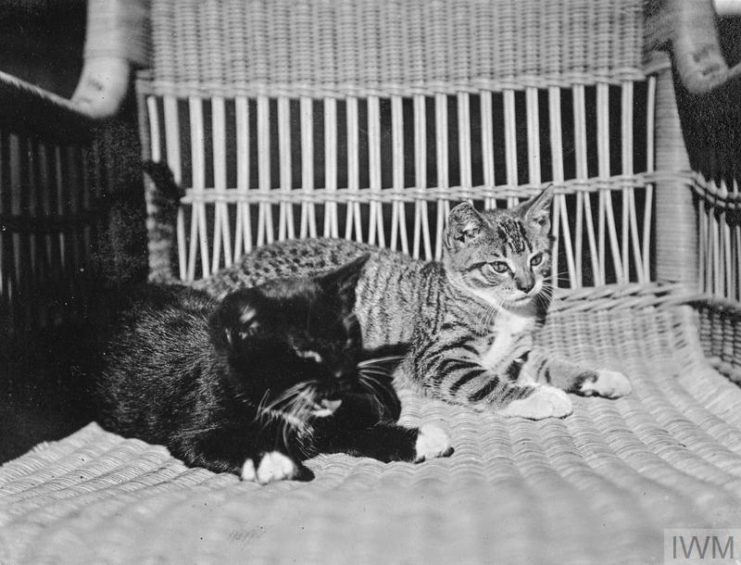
310;398;342;418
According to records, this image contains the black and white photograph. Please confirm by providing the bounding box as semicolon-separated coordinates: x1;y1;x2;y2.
1;0;741;563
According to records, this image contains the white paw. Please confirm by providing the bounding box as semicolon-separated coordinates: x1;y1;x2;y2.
498;385;573;420
580;370;632;399
414;424;454;463
241;459;257;481
241;451;298;484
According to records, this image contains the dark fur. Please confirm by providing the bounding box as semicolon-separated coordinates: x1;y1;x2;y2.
93;256;443;480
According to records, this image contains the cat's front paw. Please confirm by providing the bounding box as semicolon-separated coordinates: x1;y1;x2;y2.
498;386;573;420
414;424;454;463
241;451;314;484
579;370;632;399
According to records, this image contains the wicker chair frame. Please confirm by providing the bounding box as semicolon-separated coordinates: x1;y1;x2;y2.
2;1;741;563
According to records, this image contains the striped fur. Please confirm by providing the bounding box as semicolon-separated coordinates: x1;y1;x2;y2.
200;188;631;419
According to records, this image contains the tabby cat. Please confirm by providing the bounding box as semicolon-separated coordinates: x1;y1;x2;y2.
198;187;631;420
93;255;452;484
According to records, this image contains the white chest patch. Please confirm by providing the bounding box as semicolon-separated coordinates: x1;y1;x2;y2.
480;310;534;370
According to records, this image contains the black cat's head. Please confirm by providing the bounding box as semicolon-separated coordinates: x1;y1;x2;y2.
210;254;400;425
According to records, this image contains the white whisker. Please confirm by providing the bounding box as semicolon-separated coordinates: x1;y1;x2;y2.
358;355;405;368
358;373;387;413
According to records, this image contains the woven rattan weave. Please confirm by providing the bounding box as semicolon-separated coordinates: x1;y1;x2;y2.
3;0;741;563
3;301;741;563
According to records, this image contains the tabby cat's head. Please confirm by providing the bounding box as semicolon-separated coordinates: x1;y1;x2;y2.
210;254;400;425
443;186;555;309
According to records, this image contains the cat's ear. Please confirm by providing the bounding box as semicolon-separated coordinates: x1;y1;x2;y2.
445;202;486;250
211;290;262;349
316;254;370;306
519;185;554;234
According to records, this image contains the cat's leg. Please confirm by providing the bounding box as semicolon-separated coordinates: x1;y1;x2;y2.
240;451;314;484
311;421;453;463
417;350;574;420
496;385;574;419
180;427;314;484
528;349;632;399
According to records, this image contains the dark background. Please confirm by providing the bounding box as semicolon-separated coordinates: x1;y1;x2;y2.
0;2;145;464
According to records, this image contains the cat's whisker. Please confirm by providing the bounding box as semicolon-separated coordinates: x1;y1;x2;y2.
358;368;392;388
357;355;405;368
263;381;315;413
544;272;570;286
255;389;272;417
358;366;393;381
358;373;388;413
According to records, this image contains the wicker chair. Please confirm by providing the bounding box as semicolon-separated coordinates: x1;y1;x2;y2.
3;1;741;563
0;0;149;347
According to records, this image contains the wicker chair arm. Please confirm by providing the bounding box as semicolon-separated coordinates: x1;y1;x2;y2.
70;0;150;119
0;70;94;143
649;0;741;95
695;297;741;383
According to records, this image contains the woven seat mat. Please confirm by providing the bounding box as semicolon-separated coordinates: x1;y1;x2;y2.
3;305;741;564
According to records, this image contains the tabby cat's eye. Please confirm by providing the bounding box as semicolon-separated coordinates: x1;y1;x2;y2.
488;261;510;274
530;253;544;267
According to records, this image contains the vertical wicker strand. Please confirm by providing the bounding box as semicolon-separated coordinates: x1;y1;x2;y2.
345;98;362;241
721;179;733;298
434;93;449;260
189;98;209;280
525;88;541;188
277;97;294;241
596;84;624;283
367;96;384;247
0;131;5;303
642;76;656;278
698;193;708;292
503;90;518;208
731;179;741;302
712;193;721;296
65;146;80;299
413;95;431;260
622;81;645;282
257;96;274;246
390;96;408;254
26;139;38;307
481;91;496;210
573;85;600;286
549;87;577;287
300;97;317;239
324;98;339;238
9;134;22;326
234;97;252;258
32;140;47;326
147;96;162;163
54;144;65;271
212;97;232;271
525;87;543;276
457;92;472;249
38;142;50;302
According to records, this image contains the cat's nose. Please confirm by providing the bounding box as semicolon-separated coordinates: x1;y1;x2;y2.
334;369;350;381
515;277;535;293
333;370;354;389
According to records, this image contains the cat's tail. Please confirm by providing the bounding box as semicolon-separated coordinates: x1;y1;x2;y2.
142;161;185;284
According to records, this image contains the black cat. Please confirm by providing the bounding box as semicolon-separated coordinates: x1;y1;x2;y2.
94;255;452;484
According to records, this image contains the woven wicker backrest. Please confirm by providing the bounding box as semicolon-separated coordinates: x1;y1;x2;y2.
137;0;677;289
